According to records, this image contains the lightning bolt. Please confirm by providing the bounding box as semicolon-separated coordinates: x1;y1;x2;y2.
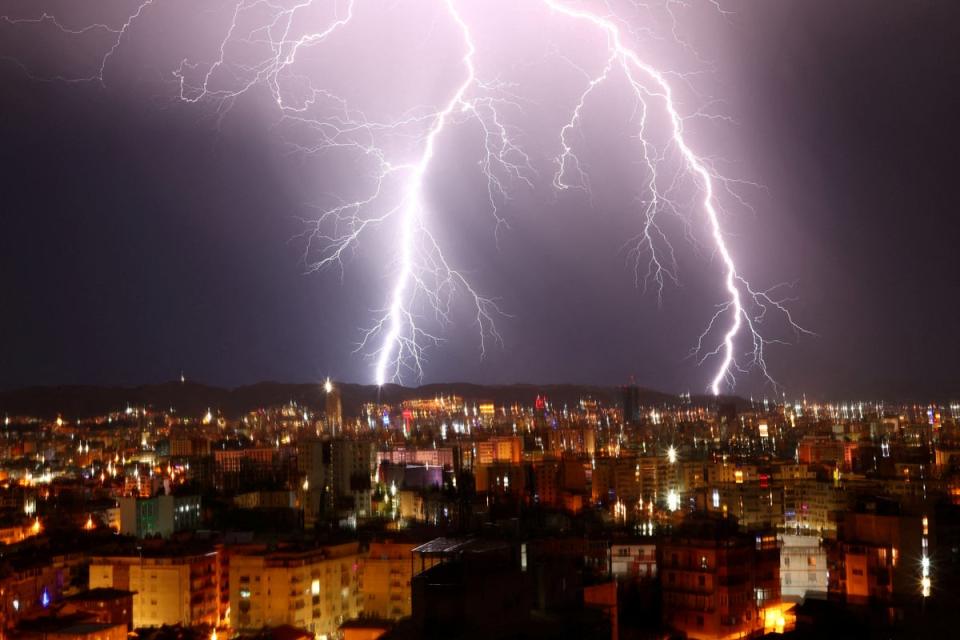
543;0;810;395
0;1;155;84
1;0;806;393
369;0;485;385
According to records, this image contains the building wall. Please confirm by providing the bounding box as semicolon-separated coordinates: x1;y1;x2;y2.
0;559;70;634
362;542;417;620
610;543;657;580
231;543;362;639
779;534;827;601
118;495;201;538
782;480;848;533
661;532;780;640
89;553;220;629
129;563;190;629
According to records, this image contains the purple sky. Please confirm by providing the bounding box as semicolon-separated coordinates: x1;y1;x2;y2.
1;0;958;400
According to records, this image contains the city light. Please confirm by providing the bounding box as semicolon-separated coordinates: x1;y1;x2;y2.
667;489;680;512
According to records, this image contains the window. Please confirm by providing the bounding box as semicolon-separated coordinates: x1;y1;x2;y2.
807;556;816;567
698;575;705;587
700;556;708;569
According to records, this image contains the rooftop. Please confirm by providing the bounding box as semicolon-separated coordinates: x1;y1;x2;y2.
65;588;136;601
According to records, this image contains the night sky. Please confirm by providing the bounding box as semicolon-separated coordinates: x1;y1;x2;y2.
1;0;958;399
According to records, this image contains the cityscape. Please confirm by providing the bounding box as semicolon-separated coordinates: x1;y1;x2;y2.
2;0;959;639
0;383;956;639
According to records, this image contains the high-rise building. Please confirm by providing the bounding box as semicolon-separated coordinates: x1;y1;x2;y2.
621;386;642;425
230;543;362;638
117;495;201;539
409;538;528;637
660;515;784;639
325;379;343;435
827;503;932;603
362;541;420;620
89;546;222;629
779;534;827;601
299;438;375;524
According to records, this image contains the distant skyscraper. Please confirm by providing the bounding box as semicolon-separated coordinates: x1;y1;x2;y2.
621;385;642;424
325;377;342;434
717;401;738;438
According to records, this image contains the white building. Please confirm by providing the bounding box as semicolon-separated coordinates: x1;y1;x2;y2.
779;533;828;601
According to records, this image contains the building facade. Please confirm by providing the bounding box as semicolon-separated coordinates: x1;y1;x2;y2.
230;543;362;639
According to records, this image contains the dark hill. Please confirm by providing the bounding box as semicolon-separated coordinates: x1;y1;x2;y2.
0;381;733;420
